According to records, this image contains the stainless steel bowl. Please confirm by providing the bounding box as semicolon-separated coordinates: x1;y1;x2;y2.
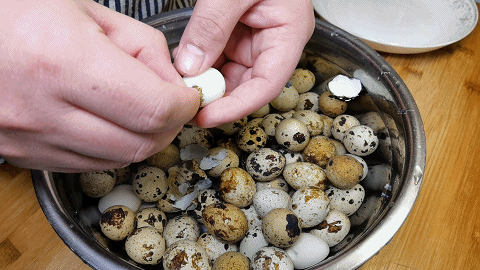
32;8;426;270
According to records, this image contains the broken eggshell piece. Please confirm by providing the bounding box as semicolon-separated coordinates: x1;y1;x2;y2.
183;67;226;107
327;74;362;100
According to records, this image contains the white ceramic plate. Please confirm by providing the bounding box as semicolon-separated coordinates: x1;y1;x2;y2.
313;0;479;54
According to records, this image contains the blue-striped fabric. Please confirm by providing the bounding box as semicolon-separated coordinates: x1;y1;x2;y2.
93;0;196;20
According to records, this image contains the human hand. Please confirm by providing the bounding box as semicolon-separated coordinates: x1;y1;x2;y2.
173;0;315;127
0;0;200;172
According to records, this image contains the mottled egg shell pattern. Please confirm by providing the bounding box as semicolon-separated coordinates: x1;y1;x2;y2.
80;169;116;198
289;68;315;93
290;186;330;228
252;246;294;270
331;114;360;141
282;162;327;191
175;125;214;149
293;110;324;136
132;166;168;202
296;92;320;112
310;209;351;247
202;203;248;243
125;227;165;265
255;177;289;193
201;147;240;178
343;125;379;156
236;125;268;153
99;205;135;241
213;251;250;270
345;154;368;181
114;166;131;186
246;148;286;182
270;83;300;112
135;207;167;233
163;239;211;270
253;187;292;218
250;103;271;118
145;143;180;171
197;232;238;263
215;116;248;136
319;114;334;137
219;167;256;208
190;189;222;223
241;205;263;229
318;91;348;118
326;155;364;189
326;184;365;216
163;215;200;247
262;208;302;248
239;226;269;261
302;135;337;167
275;118;310;152
262;113;286;137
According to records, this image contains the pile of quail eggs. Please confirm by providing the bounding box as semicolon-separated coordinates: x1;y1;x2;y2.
79;55;394;270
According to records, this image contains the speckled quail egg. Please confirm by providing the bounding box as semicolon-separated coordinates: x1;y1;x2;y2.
178;159;208;186
239;226;269;260
215;116;248;136
245;148;286;182
303;135;337;167
125;226;165;265
80;169;116;198
163;239;211;270
331;139;347;156
132;166;168;202
145;143;180;171
219;167;256;208
319;114;334;137
252;247;294;270
175;124;214;149
292;110;324;136
289;186;330;228
244;117;264;128
262;208;301;248
281;109;296;119
349;195;382;227
310;209;351;247
163;215;200;247
213;251;249;270
345;154;368;181
183;67;226;107
285;233;329;269
362;163;392;191
256;177;289;193
253;187;292;218
135;207;167;233
261;113;285;137
326;184;365;216
197;232;238;263
241;205;262;229
343;125;379;156
318;91;348;118
98;184;141;214
200;147;240;178
270;83;300;112
236;125;268;153
282;162;327;190
202;203;248;243
295;92;320;112
279;149;304;165
250;103;271;118
99;205;135;241
326;155;364;189
275;118;310;152
190;189;222;223
114;166;131;185
331;114;360;141
289;68;315;94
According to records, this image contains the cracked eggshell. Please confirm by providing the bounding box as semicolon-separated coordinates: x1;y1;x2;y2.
132;166;168;202
183;67;226;107
202;203;248;243
343;125;379;156
163;215;200;247
331;114;361;141
285;233;329;269
262;208;301;248
176;125;214;149
239;226;269;261
163;239;211;270
98;184;141;214
245;148;286;182
99;205;135;241
326;155;364;189
236;125;268;153
270;83;300;112
197;232;238;263
282;162;327;190
310;210;350;247
200;147;239;178
275;118;310;152
125;227;165;265
213;251;249;270
80;169;116;198
293;110;324;136
219;167;256;208
326;184;365;216
135;207;167;233
252;187;292;218
252;246;294;270
289;186;330;228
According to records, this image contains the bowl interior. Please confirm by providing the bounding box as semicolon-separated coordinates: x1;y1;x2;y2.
32;8;426;270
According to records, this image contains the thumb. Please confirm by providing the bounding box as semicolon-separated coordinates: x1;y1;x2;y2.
173;0;255;76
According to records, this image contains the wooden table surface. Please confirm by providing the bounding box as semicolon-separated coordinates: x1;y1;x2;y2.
2;6;480;270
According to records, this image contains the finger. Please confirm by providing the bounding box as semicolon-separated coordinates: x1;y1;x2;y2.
173;0;257;76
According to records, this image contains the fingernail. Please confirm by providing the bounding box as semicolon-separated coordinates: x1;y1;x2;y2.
176;44;205;75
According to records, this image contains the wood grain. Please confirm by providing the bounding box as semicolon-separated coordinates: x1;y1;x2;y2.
1;5;480;269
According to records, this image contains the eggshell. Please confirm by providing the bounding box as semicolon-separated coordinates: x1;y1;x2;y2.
125;227;165;265
295;92;320;112
262;113;286;137
289;186;330;228
318;91;347;118
245;148;286;182
202;203;248;243
345;154;368;181
163;239;211;270
219;167;256;208
302;135;337;167
288;68;315;93
98;184;141;213
293;110;324;136
236;125;268;153
285;233;329;269
343;125;379;156
255;177;289;193
80;169;116;198
163;215;200;247
132;166;168;202
213;251;249;270
270;83;300;112
252;246;294;270
183;67;226;107
197;232;238;263
146;143;180;171
326;184;365;216
239;226;268;261
215;117;248;136
176;125;214;149
282;162;327;190
310;210;351;247
262;208;301;248
250;103;271;118
190;189;222;223
99;205;135;241
331;114;360;141
275;118;310;152
252;188;292;218
325;155;364;189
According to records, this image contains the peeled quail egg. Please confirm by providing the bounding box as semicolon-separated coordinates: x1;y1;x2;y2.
98;184;141;213
285;233;329;269
183;67;226;107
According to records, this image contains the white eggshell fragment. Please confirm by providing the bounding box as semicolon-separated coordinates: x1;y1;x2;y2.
183;67;226;107
326;184;365;216
285;233;329;269
327;74;362;100
98;184;141;214
253;187;291;218
252;247;294;270
310;210;351;247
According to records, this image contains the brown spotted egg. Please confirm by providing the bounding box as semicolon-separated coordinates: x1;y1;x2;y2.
135;207;167;233
296;92;320;112
145;143;180;171
293;110;324;136
80;169;116;198
202;203;248;243
326;184;365;216
310;209;351;247
132;166;168;202
318;91;348;118
125;226;165;265
163;215;200;247
288;68;315;93
303;135;337;167
189;189;222;223
331;114;360;141
252;246;294;270
289;186;330;228
343;125;379;156
245;148;286;182
99;205;135;241
261;113;285;137
262;208;302;248
282;162;328;190
213;251;249;270
326;155;364;189
270;83;300;112
275;118;310;152
219;167;256;208
236;125;268;153
215;116;248;136
250;103;271;118
163;239;211;270
200;147;239;178
175;124;214;149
